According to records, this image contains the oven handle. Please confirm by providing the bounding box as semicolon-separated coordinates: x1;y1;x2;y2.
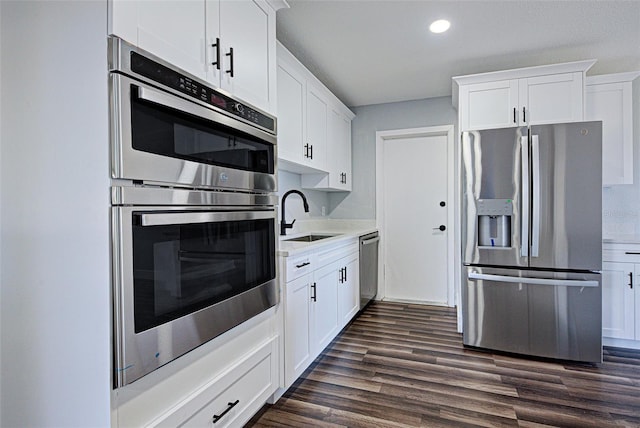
139;210;275;227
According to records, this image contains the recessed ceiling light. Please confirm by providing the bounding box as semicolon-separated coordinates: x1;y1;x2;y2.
429;19;450;34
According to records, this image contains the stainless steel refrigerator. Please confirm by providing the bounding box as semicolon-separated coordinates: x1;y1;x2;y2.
461;121;602;363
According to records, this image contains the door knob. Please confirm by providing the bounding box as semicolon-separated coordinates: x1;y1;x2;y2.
433;225;446;231
440;201;446;207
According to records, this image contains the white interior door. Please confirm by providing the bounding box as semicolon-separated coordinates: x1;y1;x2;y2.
381;133;450;304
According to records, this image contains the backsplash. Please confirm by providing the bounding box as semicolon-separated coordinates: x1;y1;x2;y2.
603;186;640;236
602;77;640;238
277;170;329;233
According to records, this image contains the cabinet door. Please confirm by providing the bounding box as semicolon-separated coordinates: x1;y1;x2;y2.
306;83;328;170
586;81;634;185
328;109;352;191
204;0;222;86
276;60;306;164
459;79;519;131
284;274;313;386
311;262;339;357
602;262;635;340
128;0;208;81
337;253;359;329
219;0;275;113
519;72;583;126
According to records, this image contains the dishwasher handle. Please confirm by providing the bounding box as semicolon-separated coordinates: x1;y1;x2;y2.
468;271;598;288
361;236;380;246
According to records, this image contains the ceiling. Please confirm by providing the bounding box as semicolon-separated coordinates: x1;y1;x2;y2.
276;0;640;107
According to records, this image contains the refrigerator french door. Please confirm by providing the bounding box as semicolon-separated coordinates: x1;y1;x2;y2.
461;121;602;362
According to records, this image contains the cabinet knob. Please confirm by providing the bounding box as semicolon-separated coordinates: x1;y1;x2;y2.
629;272;633;289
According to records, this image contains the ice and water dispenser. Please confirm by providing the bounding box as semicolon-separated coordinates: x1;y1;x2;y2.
477;199;512;248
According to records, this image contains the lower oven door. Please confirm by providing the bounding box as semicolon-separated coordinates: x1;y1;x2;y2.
112;206;278;387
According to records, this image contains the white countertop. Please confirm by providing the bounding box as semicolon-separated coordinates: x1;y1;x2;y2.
277;219;377;257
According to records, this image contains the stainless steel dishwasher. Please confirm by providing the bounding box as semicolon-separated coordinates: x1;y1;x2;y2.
359;232;379;310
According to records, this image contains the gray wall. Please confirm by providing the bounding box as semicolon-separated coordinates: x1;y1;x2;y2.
328;96;457;219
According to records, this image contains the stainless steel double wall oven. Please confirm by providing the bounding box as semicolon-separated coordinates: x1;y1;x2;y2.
109;36;278;388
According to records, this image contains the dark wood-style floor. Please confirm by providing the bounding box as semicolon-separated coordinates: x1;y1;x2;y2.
246;301;640;428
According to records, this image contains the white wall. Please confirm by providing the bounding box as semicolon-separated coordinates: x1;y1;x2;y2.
602;77;640;235
0;1;111;426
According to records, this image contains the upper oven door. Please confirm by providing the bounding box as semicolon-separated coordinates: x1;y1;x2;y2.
110;73;277;192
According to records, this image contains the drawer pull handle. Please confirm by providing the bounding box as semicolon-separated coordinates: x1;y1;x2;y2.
625;252;640;255
295;261;311;268
212;399;239;424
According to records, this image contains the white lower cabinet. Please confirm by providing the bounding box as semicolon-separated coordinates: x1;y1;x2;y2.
150;337;279;427
338;252;359;327
602;262;635;340
282;239;360;388
602;243;640;348
312;262;340;353
284;274;313;384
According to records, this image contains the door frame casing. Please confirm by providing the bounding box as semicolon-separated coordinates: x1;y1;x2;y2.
375;125;457;308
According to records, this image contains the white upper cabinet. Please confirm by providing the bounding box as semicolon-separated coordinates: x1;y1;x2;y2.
329;109;353;191
277;42;355;189
519;72;584;125
459;79;519;130
217;0;276;114
302;108;352;191
305;81;329;170
109;0;281;114
586;72;639;186
110;1;208;80
276;58;307;165
454;60;595;131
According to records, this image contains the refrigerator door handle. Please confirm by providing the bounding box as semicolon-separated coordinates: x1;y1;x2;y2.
468;271;598;288
531;135;541;258
520;135;529;258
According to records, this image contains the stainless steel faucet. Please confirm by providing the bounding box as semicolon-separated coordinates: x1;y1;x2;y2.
280;190;309;235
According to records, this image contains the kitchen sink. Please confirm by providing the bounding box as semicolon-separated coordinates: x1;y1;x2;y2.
284;234;338;242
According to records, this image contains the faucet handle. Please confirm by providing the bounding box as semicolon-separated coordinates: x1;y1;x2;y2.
290;219;296;227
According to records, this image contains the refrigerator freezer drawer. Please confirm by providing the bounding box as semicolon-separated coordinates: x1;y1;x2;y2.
463;267;602;363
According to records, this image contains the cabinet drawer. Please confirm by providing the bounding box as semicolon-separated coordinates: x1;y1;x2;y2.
285;254;315;282
603;243;640;263
152;338;277;427
316;241;358;269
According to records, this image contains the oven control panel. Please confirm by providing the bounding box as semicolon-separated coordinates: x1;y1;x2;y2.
130;52;275;133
